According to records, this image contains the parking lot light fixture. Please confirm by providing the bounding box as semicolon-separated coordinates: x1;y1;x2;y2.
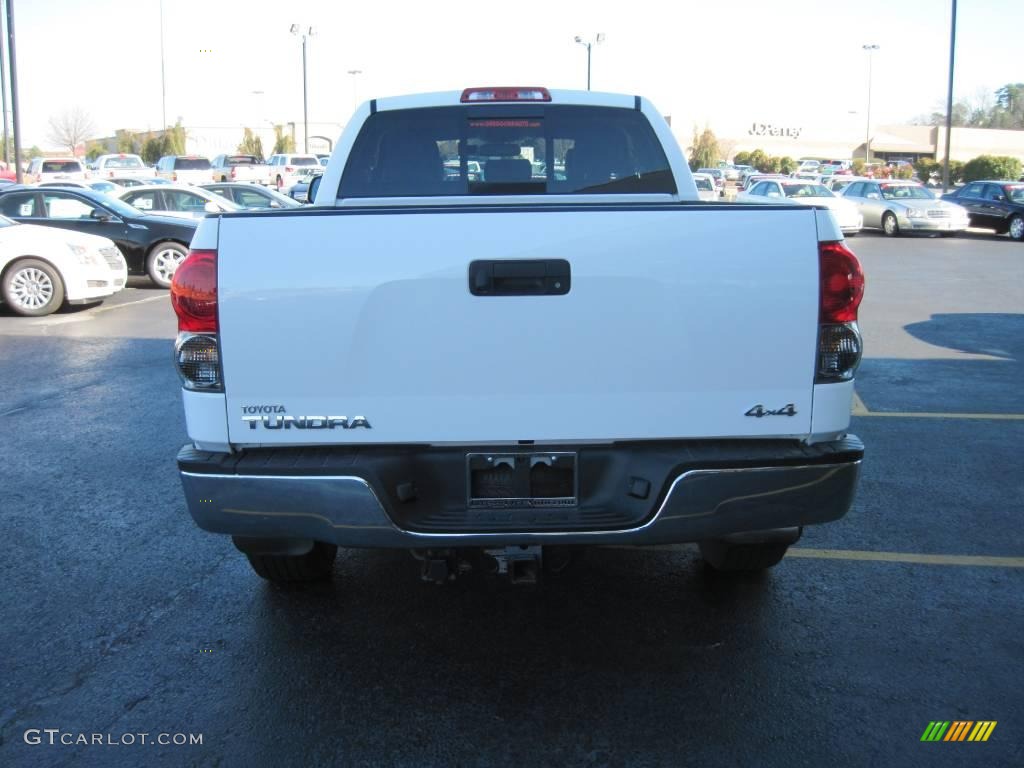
574;33;605;91
862;44;880;162
290;25;315;153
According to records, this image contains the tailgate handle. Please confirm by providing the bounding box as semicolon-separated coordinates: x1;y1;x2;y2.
469;259;571;296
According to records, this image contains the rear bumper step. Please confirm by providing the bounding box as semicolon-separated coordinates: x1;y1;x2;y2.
178;437;862;547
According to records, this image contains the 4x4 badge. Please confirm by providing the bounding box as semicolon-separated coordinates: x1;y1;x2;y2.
745;404;797;418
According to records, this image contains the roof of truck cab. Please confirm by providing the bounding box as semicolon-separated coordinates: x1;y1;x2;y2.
371;89;640;111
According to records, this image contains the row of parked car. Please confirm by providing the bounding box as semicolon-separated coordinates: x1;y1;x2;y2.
734;175;1024;240
22;152;327;198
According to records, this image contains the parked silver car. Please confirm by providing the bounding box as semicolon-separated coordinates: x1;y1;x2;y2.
841;180;969;236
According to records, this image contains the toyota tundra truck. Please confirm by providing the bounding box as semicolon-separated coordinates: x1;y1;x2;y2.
171;87;865;584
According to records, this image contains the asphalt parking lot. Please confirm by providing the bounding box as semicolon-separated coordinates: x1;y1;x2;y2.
1;231;1022;767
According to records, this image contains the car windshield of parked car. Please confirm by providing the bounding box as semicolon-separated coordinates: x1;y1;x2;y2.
0;214;16;227
1005;185;1024;202
175;158;211;170
783;183;833;198
880;184;933;200
42;160;82;173
340;106;675;197
694;177;713;191
103;156;144;169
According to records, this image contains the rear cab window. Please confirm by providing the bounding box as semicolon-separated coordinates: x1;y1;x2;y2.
338;105;675;199
101;156;144;169
174;157;211;170
225;155;259;166
41;160;83;173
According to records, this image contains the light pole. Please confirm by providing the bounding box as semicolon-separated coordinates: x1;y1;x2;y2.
0;5;9;165
347;69;362;113
6;0;22;182
862;44;879;163
573;33;605;91
159;0;167;129
942;0;957;192
290;24;314;153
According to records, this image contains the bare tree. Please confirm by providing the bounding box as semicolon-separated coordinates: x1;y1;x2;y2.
47;107;97;155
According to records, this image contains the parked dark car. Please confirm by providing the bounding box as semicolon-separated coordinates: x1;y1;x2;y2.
201;183;302;210
942;180;1024;241
0;186;197;286
287;168;324;203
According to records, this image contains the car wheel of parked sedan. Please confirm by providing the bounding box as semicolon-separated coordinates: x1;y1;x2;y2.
234;538;337;583
1009;215;1024;241
698;539;789;572
882;212;900;237
2;258;65;316
146;241;188;288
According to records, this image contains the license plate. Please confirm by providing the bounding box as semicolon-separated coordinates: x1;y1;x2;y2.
467;452;577;509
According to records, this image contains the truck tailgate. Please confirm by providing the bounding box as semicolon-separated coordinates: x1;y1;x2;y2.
217;204;821;445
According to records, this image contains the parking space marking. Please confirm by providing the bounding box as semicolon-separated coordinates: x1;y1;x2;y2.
787;548;1024;568
28;294;169;326
852;389;1024;420
605;545;1024;568
90;294;169;313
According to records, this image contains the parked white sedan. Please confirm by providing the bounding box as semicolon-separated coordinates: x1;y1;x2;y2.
691;173;719;202
0;215;127;316
737;179;863;235
116;185;240;220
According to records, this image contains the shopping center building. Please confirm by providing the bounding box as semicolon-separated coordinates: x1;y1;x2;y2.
682;114;1024;164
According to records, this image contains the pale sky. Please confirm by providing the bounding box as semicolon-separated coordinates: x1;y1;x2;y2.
8;0;1023;149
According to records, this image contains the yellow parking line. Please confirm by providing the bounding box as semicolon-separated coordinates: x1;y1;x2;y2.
851;391;869;415
851;390;1024;420
854;410;1024;420
788;548;1024;568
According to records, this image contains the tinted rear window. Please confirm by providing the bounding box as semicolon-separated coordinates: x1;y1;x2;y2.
42;161;82;173
225;155;259;166
338;105;675;198
103;156;144;169
291;157;317;166
175;158;211;170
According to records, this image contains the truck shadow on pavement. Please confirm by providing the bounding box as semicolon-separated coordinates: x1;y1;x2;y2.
857;312;1024;414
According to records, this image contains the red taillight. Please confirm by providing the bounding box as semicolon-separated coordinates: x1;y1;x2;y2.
171;249;218;332
230;167;237;179
285;165;295;173
108;171;114;178
172;172;178;181
819;241;864;323
460;87;552;103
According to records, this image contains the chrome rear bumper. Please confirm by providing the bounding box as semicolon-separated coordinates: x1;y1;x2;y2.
178;438;862;548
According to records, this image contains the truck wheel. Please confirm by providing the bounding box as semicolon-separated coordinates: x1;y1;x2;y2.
882;212;900;237
276;175;283;190
146;241;188;288
698;539;789;572
240;540;337;583
2;258;65;316
1008;215;1024;241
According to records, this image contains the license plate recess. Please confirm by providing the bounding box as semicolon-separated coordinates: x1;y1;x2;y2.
467;452;577;509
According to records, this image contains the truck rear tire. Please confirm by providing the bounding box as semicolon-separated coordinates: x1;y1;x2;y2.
699;539;789;571
239;540;337;582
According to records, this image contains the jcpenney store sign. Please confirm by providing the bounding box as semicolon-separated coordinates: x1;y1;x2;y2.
749;122;802;139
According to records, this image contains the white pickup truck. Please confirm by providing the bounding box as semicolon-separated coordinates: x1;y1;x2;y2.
171;87;865;585
210;154;272;185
